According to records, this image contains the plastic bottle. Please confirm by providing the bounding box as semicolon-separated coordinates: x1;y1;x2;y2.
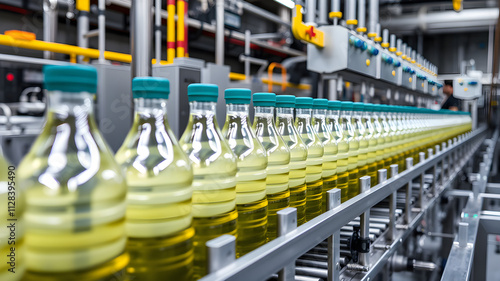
312;99;338;213
379;105;395;172
353;103;368;179
1;154;25;281
340;102;360;199
275;95;307;225
115;77;194;281
362;104;378;187
179;84;237;279
18;65;129;280
252;93;290;241
372;105;386;172
221;88;268;256
327;101;349;202
295;97;324;220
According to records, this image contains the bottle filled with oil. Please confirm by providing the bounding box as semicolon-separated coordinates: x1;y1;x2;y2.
339;102;360;199
327;101;349;203
379;105;395;172
275;95;307;225
252;93;290;241
362;104;379;187
1;154;25;281
312;99;338;213
18;65;129;281
115;77;194;281
179;84;238;279
221;88;268;256
295;97;324;220
352;103;368;179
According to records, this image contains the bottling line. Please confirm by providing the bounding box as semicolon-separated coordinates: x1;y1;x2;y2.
0;0;500;281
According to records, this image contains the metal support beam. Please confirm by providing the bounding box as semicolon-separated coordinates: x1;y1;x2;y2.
327;189;342;281
405;158;413;224
215;0;224;65
131;0;152;77
359;176;371;267
278;208;298;281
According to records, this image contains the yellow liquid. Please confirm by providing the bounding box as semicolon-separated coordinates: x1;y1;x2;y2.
180;111;238;278
347;169;359;198
115;110;195;281
337;172;349;203
305;178;323;221
367;162;378;187
18;109;129;280
253;112;290;242
222;111;268;257
276;112;308;225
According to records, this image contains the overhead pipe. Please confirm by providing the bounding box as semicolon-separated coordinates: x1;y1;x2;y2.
177;0;188;57
380;8;498;34
306;0;317;24
242;1;290;28
215;0;224;65
167;0;175;63
346;0;357;29
368;0;378;39
155;0;161;64
389;34;396;52
375;23;381;42
76;0;89;63
330;0;341;25
43;0;58;59
131;0;152;77
401;43;407;59
357;0;366;34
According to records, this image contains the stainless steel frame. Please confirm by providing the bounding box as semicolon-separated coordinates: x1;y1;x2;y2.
200;127;488;281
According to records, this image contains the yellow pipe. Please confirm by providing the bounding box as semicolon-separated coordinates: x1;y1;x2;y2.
76;0;90;12
167;0;176;63
261;78;311;90
229;72;246;81
0;33;171;65
176;0;186;58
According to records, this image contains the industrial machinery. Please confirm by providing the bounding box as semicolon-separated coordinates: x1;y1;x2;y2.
0;0;500;280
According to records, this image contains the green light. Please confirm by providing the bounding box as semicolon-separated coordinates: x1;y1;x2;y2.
464;213;469;218
473;214;478;218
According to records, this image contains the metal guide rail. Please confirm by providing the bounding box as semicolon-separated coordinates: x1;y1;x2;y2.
441;130;498;281
200;127;488;281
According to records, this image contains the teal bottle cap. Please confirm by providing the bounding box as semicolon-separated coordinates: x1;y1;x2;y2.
276;95;296;108
253;92;276;107
353;102;364;111
132;77;170;99
44;65;97;94
188;83;218;102
340;101;354;110
313;98;328;109
379;104;390;112
224;88;251;104
328;100;342;110
295;97;314;109
363;103;374;111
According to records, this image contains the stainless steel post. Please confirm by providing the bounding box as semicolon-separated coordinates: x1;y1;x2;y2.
327;189;341;281
347;0;357;29
448;140;453;177
216;0;225;65
405;158;413;224
441;142;447;185
390;34;396;51
368;0;378;37
306;0;317;23
419;152;425;208
357;0;366;32
77;7;89;63
98;0;106;63
359;176;371;266
131;0;153;77
428;148;436;196
207;235;236;273
43;0;58;59
318;0;328;25
388;165;398;241
331;0;340;25
382;29;389;46
155;0;161;64
278;208;298;281
244;30;251;79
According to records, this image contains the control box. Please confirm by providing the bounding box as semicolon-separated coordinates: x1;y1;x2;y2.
307;25;379;78
400;60;416;90
377;48;400;85
415;69;428;94
453;76;482;100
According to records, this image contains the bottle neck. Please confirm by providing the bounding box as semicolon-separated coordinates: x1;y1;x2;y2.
46;90;94;123
340;110;353;122
134;98;168;121
296;108;312;122
226;103;250;116
276;107;294;117
276;107;298;137
189;101;218;128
